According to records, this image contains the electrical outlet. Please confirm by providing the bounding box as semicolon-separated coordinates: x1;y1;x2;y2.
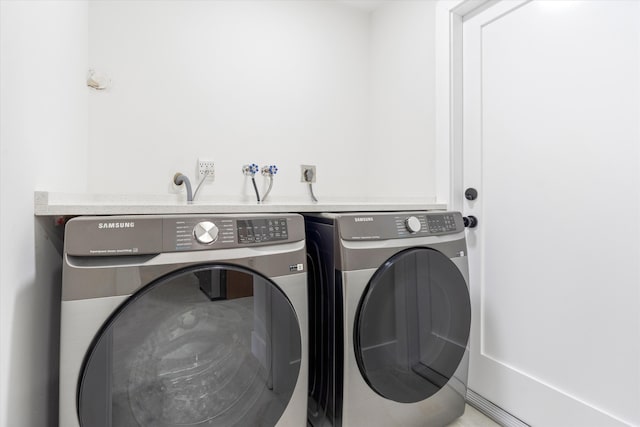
300;165;316;183
198;159;215;178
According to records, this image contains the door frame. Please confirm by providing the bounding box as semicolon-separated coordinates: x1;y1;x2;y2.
436;0;504;210
435;2;534;425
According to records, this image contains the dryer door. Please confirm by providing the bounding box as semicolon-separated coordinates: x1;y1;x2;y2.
354;247;471;403
77;264;301;427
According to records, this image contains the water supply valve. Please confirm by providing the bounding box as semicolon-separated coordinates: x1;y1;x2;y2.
261;165;278;176
242;163;259;176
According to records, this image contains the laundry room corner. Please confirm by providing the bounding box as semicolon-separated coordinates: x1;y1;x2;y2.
0;2;89;427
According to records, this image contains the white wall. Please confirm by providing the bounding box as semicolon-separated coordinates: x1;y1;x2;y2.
369;1;436;198
87;0;439;202
0;1;88;426
88;0;372;202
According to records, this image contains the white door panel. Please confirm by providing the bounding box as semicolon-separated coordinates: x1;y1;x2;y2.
463;1;639;425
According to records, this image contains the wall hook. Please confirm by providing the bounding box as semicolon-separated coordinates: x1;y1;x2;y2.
87;69;110;90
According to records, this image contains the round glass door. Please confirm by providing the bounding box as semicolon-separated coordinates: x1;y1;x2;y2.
78;264;301;427
354;248;471;403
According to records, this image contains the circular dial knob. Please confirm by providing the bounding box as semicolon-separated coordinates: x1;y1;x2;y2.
193;221;219;245
405;216;422;233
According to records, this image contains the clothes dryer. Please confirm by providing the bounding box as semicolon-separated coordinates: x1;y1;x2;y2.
305;211;471;427
60;214;308;427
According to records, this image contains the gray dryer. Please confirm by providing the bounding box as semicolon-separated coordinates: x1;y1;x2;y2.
305;211;471;427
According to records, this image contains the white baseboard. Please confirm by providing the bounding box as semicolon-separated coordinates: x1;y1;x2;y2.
466;389;530;427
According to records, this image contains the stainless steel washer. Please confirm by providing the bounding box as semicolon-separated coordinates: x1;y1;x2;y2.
60;214;308;427
305;211;471;427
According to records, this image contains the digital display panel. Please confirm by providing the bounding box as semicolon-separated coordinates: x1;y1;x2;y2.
237;218;288;244
426;214;457;233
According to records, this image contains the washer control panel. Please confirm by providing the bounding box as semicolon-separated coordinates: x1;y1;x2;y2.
65;214;304;256
237;218;288;244
337;211;464;241
167;215;297;251
171;218;235;251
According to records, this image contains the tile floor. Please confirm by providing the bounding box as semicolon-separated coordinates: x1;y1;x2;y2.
447;405;501;427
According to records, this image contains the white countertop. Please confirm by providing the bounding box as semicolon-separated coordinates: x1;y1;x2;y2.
34;191;447;216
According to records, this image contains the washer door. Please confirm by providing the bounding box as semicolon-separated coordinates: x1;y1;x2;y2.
78;264;301;427
354;247;471;403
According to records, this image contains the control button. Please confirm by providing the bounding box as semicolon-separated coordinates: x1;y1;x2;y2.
193;221;219;244
405;216;421;233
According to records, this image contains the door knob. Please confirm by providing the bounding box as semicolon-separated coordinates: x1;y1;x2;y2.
463;216;478;228
465;188;478;200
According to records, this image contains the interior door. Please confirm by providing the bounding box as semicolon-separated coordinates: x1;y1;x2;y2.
462;1;639;425
78;264;301;427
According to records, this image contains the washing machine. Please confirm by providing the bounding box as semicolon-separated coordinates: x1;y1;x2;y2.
305;211;471;427
60;214;308;427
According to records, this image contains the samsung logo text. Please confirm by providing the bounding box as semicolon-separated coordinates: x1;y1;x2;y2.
354;217;374;222
98;222;135;229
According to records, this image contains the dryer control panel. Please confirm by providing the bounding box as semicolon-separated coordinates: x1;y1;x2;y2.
336;211;464;241
64;214;304;256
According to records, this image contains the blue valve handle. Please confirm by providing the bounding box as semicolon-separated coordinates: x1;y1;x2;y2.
261;165;278;176
243;163;259;176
